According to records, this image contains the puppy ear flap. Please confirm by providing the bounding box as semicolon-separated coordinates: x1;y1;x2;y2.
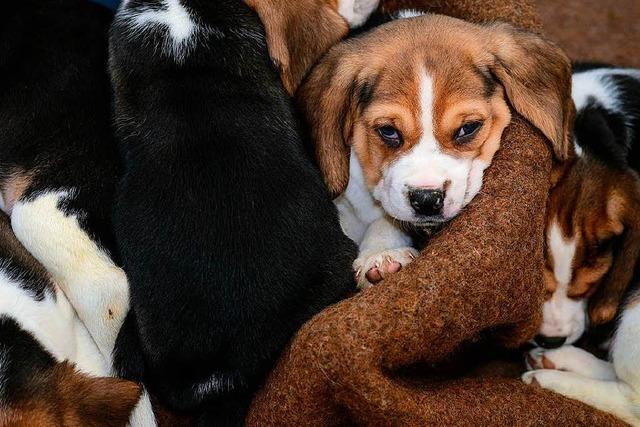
589;190;640;325
298;51;364;198
245;0;349;95
487;24;574;161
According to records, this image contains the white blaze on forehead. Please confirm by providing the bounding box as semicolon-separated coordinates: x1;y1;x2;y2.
548;220;577;286
419;71;436;150
540;219;587;343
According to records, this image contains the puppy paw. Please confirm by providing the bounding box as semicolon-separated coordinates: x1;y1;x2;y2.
521;369;576;393
525;347;558;371
522;369;547;387
354;247;418;290
525;346;616;381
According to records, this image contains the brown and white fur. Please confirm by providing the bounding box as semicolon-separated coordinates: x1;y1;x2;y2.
245;0;380;94
0;211;148;426
523;66;640;425
298;13;573;289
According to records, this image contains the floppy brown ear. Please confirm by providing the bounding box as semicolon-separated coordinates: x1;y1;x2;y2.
589;187;640;325
487;23;574;161
244;0;349;95
55;363;143;427
297;49;365;198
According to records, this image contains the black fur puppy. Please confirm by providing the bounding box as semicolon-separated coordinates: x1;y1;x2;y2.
109;0;356;424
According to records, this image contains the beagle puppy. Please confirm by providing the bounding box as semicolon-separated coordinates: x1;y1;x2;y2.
298;13;573;288
523;65;640;425
109;0;376;423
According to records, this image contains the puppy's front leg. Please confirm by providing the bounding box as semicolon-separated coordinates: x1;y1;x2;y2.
522;370;638;425
354;216;418;289
11;191;128;366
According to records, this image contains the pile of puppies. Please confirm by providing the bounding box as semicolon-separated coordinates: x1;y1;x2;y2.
0;0;636;426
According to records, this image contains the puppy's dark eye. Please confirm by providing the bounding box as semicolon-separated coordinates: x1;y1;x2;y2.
377;126;403;148
455;121;482;141
595;237;615;255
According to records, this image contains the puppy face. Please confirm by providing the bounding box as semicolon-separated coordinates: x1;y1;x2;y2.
352;52;511;224
299;14;573;226
540;158;640;346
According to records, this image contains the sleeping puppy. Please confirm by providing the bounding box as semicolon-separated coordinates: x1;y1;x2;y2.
109;0;371;424
0;213;143;426
0;0;154;424
531;65;640;349
523;66;640;425
298;13;573;289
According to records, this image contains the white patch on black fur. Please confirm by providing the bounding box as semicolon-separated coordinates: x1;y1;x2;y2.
193;373;235;399
573;68;640;113
572;66;640;168
394;9;426;19
12;191;130;369
118;0;221;62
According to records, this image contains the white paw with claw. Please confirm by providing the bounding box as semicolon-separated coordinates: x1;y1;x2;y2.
521;369;578;393
522;369;552;386
525;345;617;381
354;247;419;290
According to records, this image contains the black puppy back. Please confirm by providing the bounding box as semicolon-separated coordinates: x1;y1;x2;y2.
110;0;355;423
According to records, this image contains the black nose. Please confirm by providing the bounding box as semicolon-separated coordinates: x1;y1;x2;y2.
534;335;567;349
408;189;445;216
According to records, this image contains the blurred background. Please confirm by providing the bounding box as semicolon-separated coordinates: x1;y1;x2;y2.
536;0;639;68
94;0;639;68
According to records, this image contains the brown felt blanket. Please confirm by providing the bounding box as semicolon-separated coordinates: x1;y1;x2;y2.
246;0;629;425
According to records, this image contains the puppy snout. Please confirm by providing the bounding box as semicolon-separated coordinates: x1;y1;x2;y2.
408;189;445;216
534;334;567;349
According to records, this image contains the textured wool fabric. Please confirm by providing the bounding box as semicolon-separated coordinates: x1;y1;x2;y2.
381;0;541;30
537;0;640;68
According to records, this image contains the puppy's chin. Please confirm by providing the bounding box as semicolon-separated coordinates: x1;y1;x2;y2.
395;220;446;247
411;215;447;228
390;215;447;235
